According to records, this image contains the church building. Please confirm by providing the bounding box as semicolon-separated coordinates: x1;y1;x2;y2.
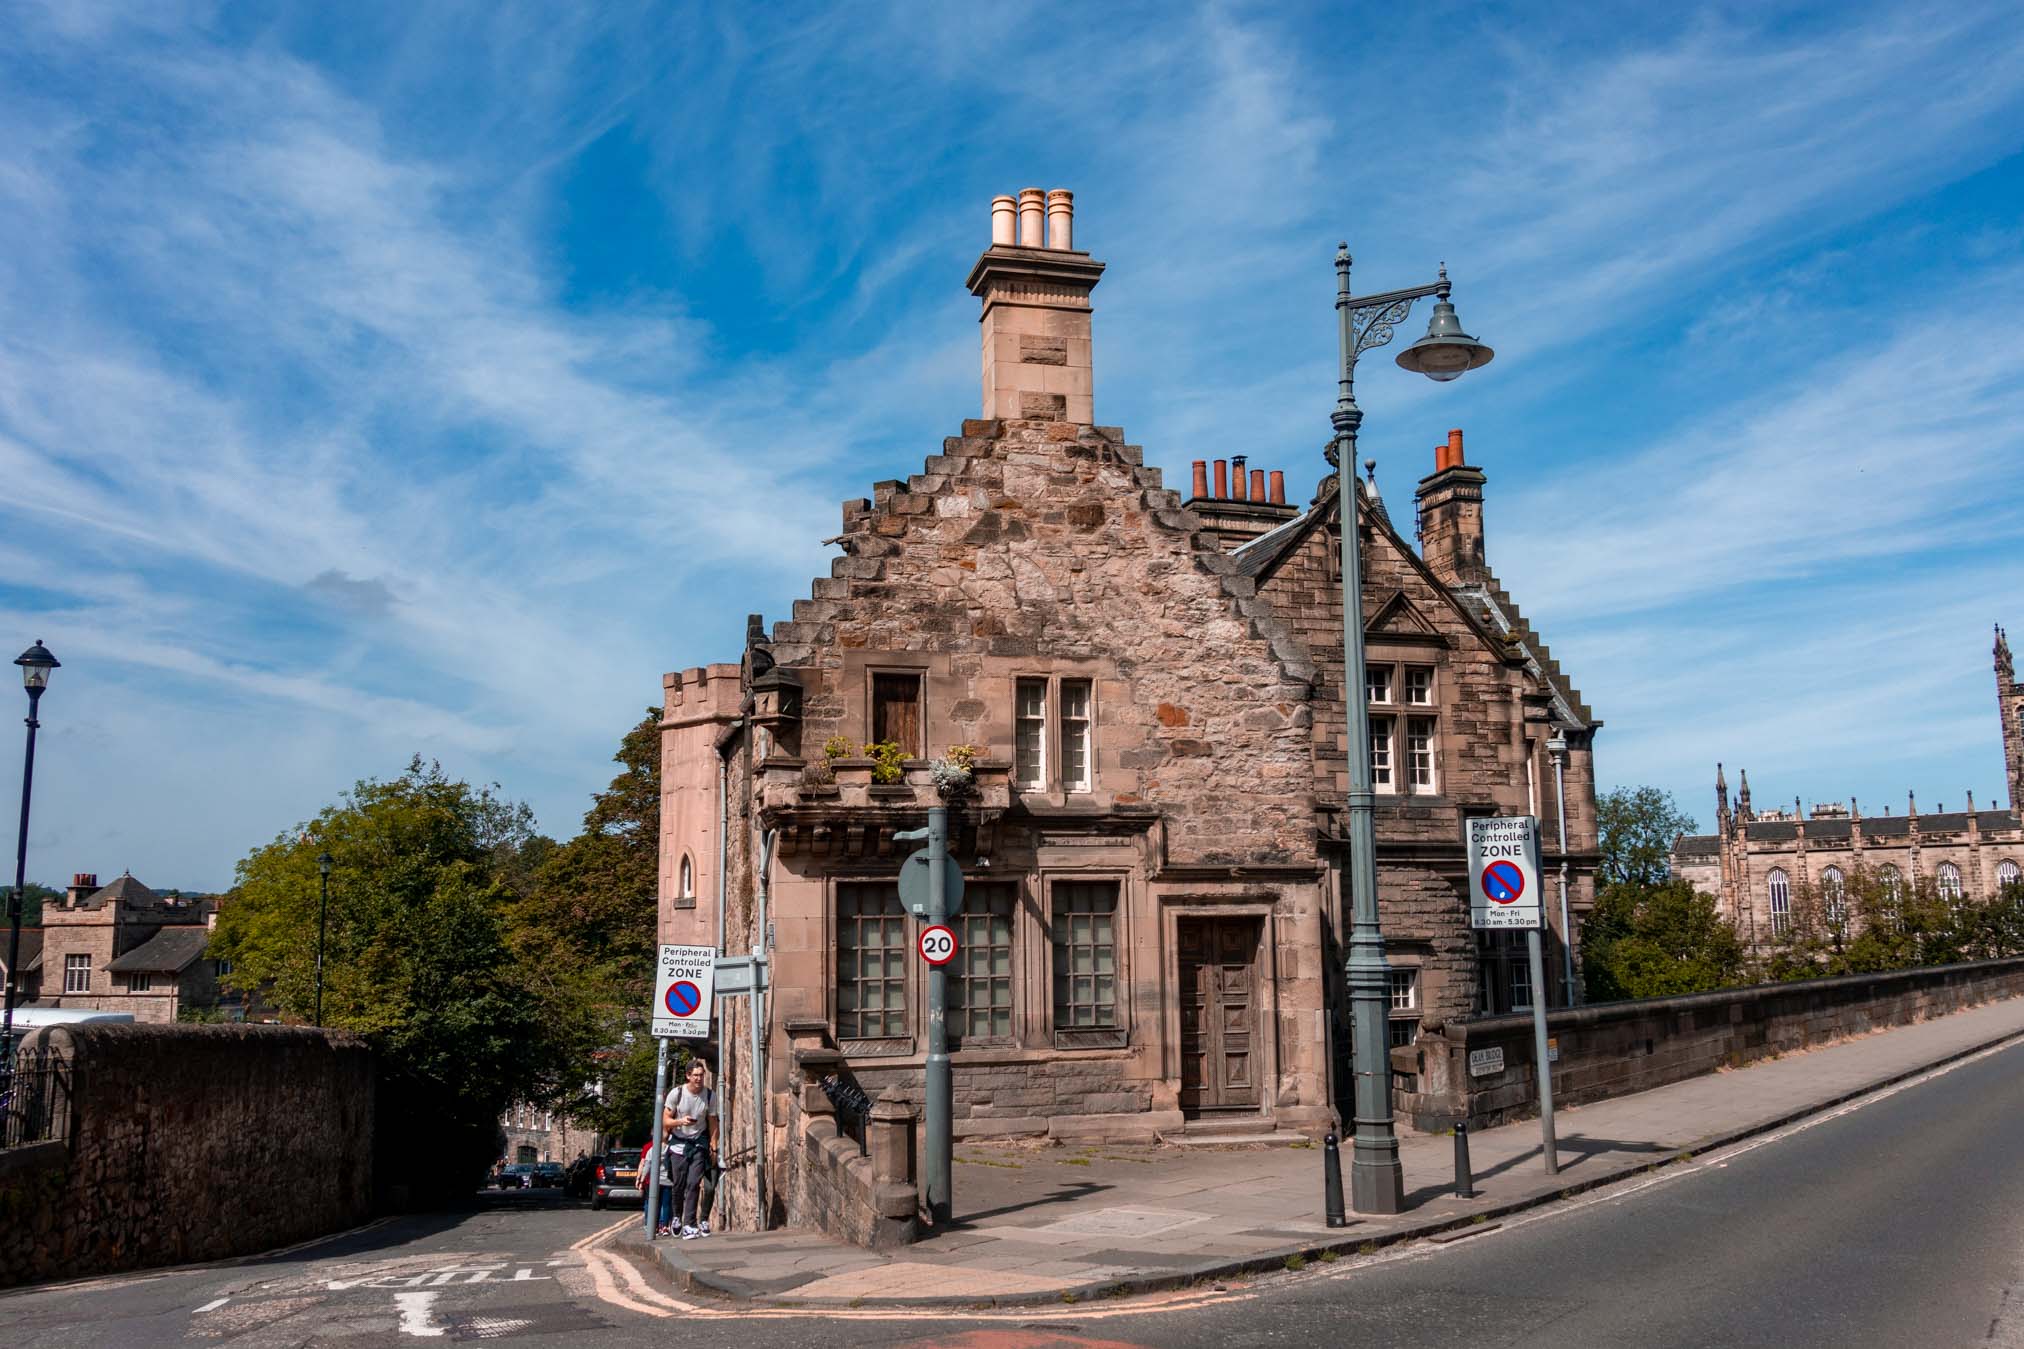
657;190;1600;1228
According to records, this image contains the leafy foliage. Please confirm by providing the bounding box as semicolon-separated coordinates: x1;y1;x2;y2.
866;740;906;784
6;882;59;926
1756;866;2024;980
1596;786;1698;890
211;757;551;1203
1581;878;1746;1001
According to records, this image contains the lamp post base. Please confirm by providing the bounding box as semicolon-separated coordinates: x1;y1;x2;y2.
1351;1154;1405;1215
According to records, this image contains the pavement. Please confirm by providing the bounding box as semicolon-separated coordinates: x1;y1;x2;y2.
627;993;2024;1308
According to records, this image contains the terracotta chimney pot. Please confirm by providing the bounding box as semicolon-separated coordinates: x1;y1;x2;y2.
1213;459;1228;498
1250;468;1266;501
1448;427;1465;465
1231;454;1248;500
1269;470;1285;504
1191;460;1209;499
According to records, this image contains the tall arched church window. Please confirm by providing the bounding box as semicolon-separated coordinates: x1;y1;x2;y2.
1998;859;2021;892
1938;862;1963;903
1768;869;1791;936
1821;866;1846;926
1879;864;1903;902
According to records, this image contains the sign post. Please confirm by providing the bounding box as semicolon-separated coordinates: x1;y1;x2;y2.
645;944;717;1238
1467;815;1557;1175
895;810;955;1226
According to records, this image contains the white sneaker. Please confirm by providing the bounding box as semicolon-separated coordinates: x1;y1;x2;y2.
680;1226;699;1240
697;1222;710;1236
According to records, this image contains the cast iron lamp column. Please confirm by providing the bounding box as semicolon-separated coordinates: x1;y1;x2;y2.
1328;246;1492;1213
4;641;60;1084
314;851;333;1028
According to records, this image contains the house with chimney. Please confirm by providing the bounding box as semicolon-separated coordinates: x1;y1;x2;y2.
658;189;1599;1230
29;872;234;1023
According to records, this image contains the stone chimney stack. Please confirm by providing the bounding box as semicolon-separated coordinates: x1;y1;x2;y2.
67;872;98;907
967;187;1104;423
1415;427;1490;587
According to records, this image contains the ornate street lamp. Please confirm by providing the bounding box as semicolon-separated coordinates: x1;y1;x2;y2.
1328;248;1491;1213
4;641;60;1085
314;851;333;1028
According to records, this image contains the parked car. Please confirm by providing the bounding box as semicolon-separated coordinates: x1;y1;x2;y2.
590;1149;641;1210
498;1163;535;1190
564;1155;595;1199
532;1162;565;1189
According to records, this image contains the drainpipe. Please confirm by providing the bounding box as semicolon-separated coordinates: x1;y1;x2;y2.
1548;729;1577;1004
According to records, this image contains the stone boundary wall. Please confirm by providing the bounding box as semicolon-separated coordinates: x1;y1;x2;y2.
0;1023;374;1288
786;1026;919;1249
1399;956;2024;1131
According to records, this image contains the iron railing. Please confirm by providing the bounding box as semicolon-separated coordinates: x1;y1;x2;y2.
1;1051;76;1149
819;1074;872;1156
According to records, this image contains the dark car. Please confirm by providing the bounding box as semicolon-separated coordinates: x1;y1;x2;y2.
498;1163;535;1190
532;1162;565;1189
590;1149;642;1210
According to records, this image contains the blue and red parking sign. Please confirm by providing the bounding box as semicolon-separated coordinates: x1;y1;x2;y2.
1466;817;1542;930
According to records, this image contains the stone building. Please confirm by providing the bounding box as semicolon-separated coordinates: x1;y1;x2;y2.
1672;625;2024;944
30;873;232;1023
497;1102;605;1167
657;189;1600;1229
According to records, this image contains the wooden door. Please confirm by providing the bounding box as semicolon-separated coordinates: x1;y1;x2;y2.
1178;917;1261;1112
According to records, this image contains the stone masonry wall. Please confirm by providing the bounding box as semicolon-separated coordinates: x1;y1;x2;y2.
768;417;1318;867
1403;957;2024;1130
0;1023;374;1288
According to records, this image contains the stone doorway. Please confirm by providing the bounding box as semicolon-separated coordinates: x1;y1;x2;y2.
1177;916;1262;1113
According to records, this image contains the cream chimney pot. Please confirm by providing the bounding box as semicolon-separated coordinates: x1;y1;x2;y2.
1017;188;1045;248
967;187;1103;422
1046;189;1073;250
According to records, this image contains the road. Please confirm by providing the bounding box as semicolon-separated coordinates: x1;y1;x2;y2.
4;1037;2020;1347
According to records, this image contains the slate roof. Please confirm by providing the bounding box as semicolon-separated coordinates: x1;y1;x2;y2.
0;928;41;974
1864;816;1912;837
105;926;212;974
1746;821;1798;842
1674;834;1720;857
77;873;162;910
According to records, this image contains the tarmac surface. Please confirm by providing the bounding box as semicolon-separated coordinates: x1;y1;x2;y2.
632;993;2024;1307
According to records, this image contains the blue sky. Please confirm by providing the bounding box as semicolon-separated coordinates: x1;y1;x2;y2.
3;1;2022;889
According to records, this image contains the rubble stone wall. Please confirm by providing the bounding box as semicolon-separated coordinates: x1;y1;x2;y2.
0;1023;373;1288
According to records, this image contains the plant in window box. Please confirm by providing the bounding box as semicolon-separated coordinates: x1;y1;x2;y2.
799;758;838;794
930;744;982;801
865;740;907;786
822;735;856;762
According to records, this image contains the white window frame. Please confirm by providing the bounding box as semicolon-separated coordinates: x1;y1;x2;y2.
1821;866;1846;927
1366;664;1392;705
1060;678;1093;794
1388;967;1420;1047
1938;863;1963;903
1404;666;1434;706
1999;860;2021;891
1768;869;1791;935
1014;678;1048;791
1508;955;1533;1011
64;953;91;994
1406;716;1438;795
1369;716;1394;793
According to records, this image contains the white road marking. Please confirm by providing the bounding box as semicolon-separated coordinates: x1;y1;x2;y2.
192;1297;229;1313
394;1290;446;1337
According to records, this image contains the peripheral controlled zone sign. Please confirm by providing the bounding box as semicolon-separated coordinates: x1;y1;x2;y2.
652;943;716;1039
1467;815;1542;931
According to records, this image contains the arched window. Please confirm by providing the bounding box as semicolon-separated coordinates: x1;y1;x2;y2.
1997;859;2021;892
1821;866;1846;927
1768;869;1791;935
678;854;695;899
1879;864;1904;902
1938;862;1963;903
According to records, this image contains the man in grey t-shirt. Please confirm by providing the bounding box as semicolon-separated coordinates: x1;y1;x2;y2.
662;1059;718;1238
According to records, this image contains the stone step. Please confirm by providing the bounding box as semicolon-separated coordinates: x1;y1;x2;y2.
1168;1118;1305;1147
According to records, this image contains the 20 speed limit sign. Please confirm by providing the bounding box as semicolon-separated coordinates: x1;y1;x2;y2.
918;924;958;966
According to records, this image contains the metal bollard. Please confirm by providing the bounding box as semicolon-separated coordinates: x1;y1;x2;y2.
1453;1120;1476;1199
1323;1132;1348;1227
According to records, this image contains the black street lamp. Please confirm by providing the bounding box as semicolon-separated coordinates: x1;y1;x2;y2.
1327;248;1491;1213
4;640;60;1085
314;851;333;1028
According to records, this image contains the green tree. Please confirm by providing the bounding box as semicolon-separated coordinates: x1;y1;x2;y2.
1582;877;1746;1001
1596;786;1699;890
507;710;665;1140
211;757;551;1203
7;882;59;926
